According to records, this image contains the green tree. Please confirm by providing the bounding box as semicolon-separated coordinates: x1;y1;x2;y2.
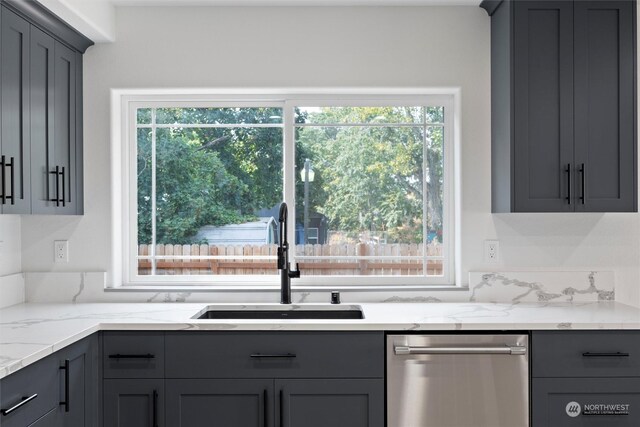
296;106;444;244
137;128;253;244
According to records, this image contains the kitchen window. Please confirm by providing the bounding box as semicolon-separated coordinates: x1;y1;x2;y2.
116;92;456;287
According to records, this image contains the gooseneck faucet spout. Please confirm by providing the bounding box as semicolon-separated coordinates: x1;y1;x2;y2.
278;202;300;304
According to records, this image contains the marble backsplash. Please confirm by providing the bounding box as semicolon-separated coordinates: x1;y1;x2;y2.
0;273;25;308
20;270;614;305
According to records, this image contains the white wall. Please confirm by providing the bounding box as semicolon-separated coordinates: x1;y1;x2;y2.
19;6;640;307
0;216;21;276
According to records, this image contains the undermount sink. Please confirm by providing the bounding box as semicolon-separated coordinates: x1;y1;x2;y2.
193;304;364;320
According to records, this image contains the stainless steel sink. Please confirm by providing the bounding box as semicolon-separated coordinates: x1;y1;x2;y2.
193;304;364;320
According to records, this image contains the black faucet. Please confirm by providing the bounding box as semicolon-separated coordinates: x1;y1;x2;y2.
278;202;300;304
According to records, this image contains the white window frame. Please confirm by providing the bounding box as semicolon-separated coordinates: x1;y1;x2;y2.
111;89;461;288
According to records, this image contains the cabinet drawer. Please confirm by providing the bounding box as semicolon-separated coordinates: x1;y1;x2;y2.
533;331;640;378
532;378;640;426
166;331;383;379
103;332;165;378
0;356;58;427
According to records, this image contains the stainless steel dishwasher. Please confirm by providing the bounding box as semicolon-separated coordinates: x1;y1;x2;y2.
387;334;529;427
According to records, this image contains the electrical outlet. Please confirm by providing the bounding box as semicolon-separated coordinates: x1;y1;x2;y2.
484;240;499;263
54;240;69;263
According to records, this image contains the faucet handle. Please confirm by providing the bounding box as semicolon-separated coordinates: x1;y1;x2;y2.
289;263;301;279
277;247;285;269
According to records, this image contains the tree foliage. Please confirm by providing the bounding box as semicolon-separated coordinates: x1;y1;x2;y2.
137;106;444;246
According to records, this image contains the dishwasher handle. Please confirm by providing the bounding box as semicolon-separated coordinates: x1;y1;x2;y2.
394;345;527;356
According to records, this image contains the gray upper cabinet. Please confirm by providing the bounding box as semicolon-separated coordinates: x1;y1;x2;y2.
32;39;79;215
573;0;636;212
29;26;55;215
0;0;91;216
482;0;637;213
0;7;31;214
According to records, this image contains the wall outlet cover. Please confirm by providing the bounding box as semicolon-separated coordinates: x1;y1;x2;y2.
484;240;499;263
54;240;69;263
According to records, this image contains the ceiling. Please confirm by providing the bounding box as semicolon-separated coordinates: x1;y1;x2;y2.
39;0;482;43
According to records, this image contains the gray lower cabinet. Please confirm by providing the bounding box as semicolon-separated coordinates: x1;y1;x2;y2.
55;334;100;427
0;335;98;427
532;331;640;426
481;0;637;213
28;409;58;427
165;379;272;427
278;379;384;427
103;331;384;427
104;379;164;427
0;354;58;427
533;378;640;426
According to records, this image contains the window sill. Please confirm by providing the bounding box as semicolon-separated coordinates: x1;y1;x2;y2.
108;284;467;293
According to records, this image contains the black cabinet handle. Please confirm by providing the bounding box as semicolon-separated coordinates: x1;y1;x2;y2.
250;353;296;358
108;353;155;359
565;163;572;204
6;157;14;205
60;359;70;412
1;394;38;416
49;166;60;207
579;163;585;205
263;389;268;427
0;155;5;205
583;352;630;357
0;156;15;205
279;389;284;427
152;389;158;427
60;166;66;207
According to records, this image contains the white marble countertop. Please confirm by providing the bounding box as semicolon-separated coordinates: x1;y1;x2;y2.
1;301;640;379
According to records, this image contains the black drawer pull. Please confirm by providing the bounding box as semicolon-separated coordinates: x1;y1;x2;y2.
565;163;572;204
1;394;38;416
579;163;585;205
108;353;155;359
583;352;630;357
250;353;296;358
279;389;284;427
60;359;70;412
263;389;268;427
0;155;5;204
152;389;158;427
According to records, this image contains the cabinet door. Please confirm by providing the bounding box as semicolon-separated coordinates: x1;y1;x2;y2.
277;379;384;427
104;379;164;427
29;26;56;215
532;377;640;426
52;40;78;214
166;379;272;427
1;6;31;214
56;335;100;427
513;1;575;212
28;409;58;427
574;0;636;212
